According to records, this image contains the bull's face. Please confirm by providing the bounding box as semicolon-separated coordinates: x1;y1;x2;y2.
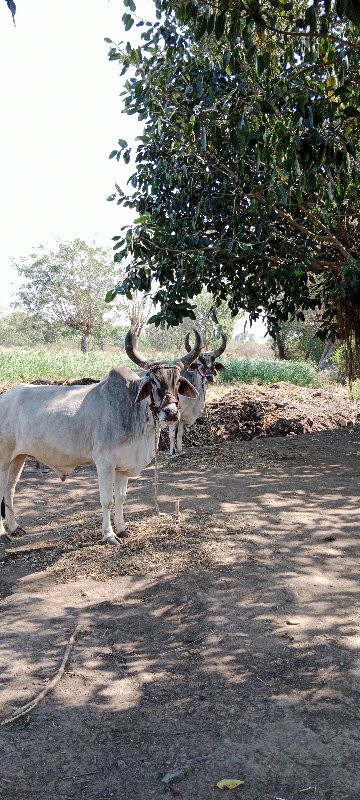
189;353;226;385
135;365;198;425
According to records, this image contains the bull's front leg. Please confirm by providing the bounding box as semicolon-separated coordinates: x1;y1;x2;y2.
4;455;27;536
114;470;129;538
176;420;185;454
168;423;177;456
96;461;120;545
0;466;10;542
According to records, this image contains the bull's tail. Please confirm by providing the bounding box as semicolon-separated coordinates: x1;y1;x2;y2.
1;498;5;519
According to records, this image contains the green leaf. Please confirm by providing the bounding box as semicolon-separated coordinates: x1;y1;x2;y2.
275;184;288;206
195;14;208;40
304;4;317;30
346;142;356;157
122;13;134;31
256;52;270;77
105;289;117;303
215;13;226;40
133;215;152;223
147;313;162;325
343;106;360;117
336;0;360;24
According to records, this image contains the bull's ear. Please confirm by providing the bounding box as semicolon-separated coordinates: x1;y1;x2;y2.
214;362;226;371
135;377;152;403
178;377;198;398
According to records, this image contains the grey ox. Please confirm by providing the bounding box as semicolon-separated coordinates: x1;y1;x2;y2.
168;332;227;455
0;330;201;546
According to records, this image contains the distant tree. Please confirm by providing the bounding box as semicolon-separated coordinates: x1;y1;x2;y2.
143;289;240;352
12;240;123;353
0;311;60;347
123;291;155;339
270;310;329;363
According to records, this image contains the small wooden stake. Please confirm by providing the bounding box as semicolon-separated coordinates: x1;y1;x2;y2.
174;499;180;525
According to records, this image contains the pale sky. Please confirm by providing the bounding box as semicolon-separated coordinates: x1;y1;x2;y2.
0;0;144;309
0;0;267;340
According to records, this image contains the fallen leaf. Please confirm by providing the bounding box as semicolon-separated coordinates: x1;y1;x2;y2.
285;620;301;625
216;778;245;790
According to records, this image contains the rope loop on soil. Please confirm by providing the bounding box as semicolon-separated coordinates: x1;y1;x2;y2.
0;623;81;726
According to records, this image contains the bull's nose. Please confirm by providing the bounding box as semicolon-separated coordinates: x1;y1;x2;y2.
163;406;179;422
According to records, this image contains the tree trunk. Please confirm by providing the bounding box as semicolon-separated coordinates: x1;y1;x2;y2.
81;333;89;353
275;332;286;360
318;340;336;370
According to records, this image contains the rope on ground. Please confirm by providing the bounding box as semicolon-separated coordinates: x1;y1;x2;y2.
0;623;81;726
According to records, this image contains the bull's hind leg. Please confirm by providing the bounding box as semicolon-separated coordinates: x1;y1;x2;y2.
114;470;129;538
4;455;27;535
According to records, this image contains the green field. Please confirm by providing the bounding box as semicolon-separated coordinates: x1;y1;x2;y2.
0;349;130;385
0;348;317;387
218;357;317;387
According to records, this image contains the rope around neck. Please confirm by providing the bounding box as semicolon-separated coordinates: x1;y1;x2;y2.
154;417;160;515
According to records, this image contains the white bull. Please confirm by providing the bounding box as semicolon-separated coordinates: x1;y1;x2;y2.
168;333;227;455
0;330;201;545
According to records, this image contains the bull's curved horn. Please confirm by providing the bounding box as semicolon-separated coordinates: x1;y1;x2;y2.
184;332;192;353
178;329;202;369
212;332;227;358
125;329;149;368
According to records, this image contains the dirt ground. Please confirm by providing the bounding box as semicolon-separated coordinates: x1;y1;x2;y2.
1;384;360;800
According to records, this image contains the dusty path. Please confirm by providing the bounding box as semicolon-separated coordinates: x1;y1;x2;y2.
1;428;360;800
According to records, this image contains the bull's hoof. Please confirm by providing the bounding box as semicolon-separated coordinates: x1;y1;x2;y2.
115;528;130;539
0;532;12;544
102;532;126;546
9;526;27;538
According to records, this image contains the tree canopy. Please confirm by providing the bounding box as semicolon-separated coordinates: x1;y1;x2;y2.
106;0;360;374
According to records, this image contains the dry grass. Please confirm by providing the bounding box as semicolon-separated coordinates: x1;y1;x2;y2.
6;508;251;583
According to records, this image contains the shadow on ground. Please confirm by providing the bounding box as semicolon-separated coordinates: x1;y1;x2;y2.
1;428;360;800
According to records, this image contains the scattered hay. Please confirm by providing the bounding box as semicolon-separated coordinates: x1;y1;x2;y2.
6;510;250;583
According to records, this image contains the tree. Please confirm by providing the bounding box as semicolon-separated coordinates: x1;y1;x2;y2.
123;291;155;339
0;311;59;347
13;240;123;352
106;0;360;376
270;309;327;362
143;289;239;352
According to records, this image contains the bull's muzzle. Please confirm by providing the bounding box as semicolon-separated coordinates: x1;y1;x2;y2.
160;403;180;425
